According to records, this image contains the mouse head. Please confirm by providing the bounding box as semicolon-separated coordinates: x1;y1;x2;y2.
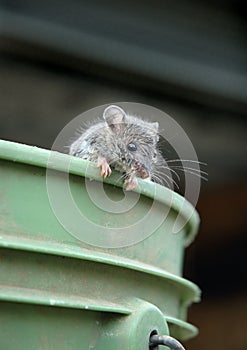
103;105;160;179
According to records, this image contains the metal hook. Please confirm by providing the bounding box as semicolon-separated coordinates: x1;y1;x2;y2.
149;334;185;350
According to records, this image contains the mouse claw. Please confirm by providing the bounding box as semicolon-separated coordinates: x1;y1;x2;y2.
124;177;138;191
97;156;112;178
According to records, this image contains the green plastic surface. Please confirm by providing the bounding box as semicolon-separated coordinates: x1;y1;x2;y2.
0;140;201;349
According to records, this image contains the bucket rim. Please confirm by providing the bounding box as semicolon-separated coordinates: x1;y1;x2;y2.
0;139;200;246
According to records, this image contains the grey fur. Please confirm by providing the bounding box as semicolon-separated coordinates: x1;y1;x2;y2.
69;105;165;189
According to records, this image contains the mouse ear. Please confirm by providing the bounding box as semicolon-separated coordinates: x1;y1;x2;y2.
103;105;126;130
148;122;159;142
151;122;159;132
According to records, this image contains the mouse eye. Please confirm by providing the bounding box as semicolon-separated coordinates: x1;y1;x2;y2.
127;142;137;152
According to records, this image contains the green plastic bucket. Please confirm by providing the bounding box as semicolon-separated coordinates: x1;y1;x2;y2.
0;140;200;349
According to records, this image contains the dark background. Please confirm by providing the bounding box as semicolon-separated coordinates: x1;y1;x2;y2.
0;1;246;349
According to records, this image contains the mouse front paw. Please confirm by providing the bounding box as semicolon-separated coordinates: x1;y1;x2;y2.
97;156;112;178
124;176;138;191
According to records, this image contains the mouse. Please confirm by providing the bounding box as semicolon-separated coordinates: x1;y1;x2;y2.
69;105;165;190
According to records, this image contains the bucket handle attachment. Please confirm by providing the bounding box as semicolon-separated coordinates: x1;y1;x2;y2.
149;334;185;350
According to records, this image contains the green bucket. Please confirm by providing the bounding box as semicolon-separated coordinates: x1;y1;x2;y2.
0;140;200;349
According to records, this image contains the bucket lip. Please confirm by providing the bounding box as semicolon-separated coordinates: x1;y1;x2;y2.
0;139;200;246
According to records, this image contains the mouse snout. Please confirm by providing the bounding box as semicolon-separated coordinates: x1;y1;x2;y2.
134;161;150;179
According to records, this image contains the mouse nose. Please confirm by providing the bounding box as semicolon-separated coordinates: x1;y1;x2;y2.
140;168;149;179
135;161;149;179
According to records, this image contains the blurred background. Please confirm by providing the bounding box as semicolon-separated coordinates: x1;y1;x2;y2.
0;1;246;349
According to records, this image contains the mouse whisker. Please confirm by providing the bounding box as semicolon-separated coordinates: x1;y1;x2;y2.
153;166;180;187
158;165;181;182
164;174;180;189
155;175;177;190
152;171;180;190
170;165;208;177
165;159;207;166
169;167;208;181
115;173;127;183
151;174;170;188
